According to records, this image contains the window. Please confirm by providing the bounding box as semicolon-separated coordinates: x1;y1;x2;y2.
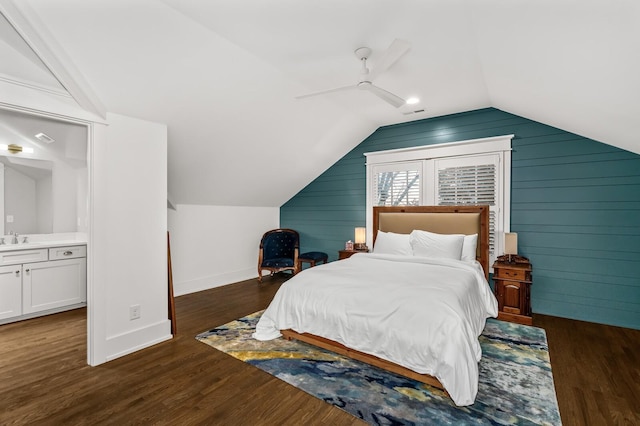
436;155;500;257
365;135;512;267
372;162;421;206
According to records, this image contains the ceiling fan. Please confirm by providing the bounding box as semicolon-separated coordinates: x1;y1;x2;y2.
296;39;411;108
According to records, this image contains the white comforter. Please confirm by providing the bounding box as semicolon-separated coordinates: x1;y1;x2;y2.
252;253;498;406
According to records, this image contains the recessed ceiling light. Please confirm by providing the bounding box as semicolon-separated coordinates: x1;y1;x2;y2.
35;132;55;143
406;97;420;105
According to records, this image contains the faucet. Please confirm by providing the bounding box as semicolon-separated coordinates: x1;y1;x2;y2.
10;231;18;244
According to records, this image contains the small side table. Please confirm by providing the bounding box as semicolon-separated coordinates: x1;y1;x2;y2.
338;249;369;260
492;259;533;325
297;251;328;270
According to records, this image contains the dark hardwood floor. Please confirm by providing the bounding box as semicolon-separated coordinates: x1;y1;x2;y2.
1;275;638;425
535;315;640;425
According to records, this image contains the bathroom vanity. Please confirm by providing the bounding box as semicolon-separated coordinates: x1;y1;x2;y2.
0;240;86;324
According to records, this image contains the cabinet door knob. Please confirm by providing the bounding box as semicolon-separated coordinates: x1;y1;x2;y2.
25;269;30;273
15;270;20;276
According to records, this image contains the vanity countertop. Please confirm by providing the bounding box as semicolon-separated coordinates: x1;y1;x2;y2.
0;240;87;253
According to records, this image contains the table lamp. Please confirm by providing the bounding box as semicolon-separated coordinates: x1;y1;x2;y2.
354;227;368;251
504;232;518;263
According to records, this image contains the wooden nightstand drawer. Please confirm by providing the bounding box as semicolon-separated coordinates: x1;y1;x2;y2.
494;268;526;280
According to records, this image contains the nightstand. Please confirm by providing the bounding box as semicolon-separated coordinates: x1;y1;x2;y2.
492;259;533;325
338;249;368;260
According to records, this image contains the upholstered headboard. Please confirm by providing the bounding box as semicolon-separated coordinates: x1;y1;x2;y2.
373;205;490;278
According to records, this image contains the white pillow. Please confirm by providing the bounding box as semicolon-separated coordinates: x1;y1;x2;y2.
373;231;412;256
409;230;465;260
461;234;478;262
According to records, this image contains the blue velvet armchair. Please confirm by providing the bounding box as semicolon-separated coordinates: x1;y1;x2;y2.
257;228;300;283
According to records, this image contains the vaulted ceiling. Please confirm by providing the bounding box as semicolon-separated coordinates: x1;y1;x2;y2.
1;0;639;207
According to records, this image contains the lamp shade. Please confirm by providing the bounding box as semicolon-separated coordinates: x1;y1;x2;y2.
504;233;518;255
354;227;366;244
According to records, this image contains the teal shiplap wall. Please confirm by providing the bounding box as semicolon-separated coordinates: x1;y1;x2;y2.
281;108;640;330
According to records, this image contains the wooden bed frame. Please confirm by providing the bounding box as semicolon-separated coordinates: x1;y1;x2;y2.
282;205;490;392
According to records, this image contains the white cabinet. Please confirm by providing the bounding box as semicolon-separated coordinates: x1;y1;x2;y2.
0;244;86;324
0;265;22;320
0;249;48;265
49;245;87;261
23;258;87;315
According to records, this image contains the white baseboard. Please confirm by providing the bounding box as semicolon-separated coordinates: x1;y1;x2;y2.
0;303;86;326
105;319;172;362
174;267;256;296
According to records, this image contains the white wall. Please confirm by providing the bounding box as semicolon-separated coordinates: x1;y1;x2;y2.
168;205;279;296
90;112;170;364
4;166;37;234
51;161;77;232
36;172;52;233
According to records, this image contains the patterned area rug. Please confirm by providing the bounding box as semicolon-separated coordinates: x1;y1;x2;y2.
196;311;561;425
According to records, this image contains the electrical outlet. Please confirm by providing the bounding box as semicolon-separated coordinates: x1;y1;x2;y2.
130;304;141;320
6;215;13;223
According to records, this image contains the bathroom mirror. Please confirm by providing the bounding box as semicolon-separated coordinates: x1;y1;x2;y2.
0;108;87;237
1;157;53;235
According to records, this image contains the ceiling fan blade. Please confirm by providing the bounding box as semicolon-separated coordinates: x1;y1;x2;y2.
364;84;406;108
369;39;410;80
296;85;356;100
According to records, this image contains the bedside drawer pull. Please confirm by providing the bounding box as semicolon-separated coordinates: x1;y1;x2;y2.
497;269;526;280
63;251;73;256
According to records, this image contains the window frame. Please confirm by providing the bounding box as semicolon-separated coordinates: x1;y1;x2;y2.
365;134;513;267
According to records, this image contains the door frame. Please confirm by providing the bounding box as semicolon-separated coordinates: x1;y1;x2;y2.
0;102;96;364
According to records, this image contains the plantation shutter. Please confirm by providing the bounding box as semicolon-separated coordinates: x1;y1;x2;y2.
373;163;421;206
435;155;501;263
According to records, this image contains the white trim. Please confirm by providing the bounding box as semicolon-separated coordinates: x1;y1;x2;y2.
0;102;105;127
0;103;97;365
365;134;514;165
503;149;512;234
86;122;99;365
0;73;72;98
0;82;106;124
104;319;172;362
173;267;257;297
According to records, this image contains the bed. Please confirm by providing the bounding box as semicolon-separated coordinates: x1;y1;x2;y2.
252;205;498;406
